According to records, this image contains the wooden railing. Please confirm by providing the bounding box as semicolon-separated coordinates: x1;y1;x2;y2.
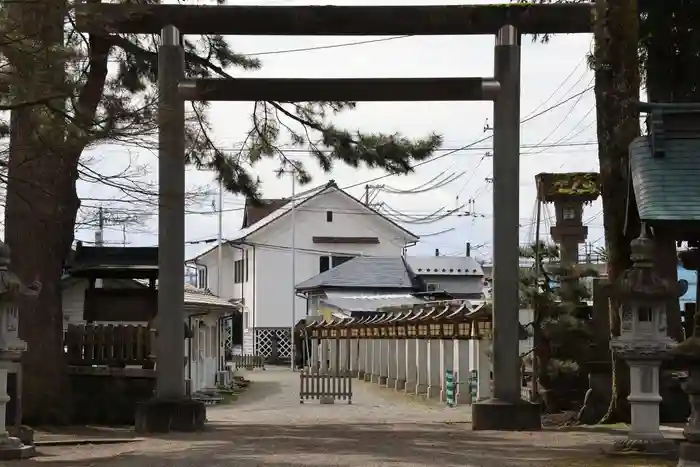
231;354;265;370
299;370;352;404
64;324;154;368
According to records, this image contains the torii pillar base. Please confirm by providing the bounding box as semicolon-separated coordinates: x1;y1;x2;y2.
472;398;542;431
135;398;206;434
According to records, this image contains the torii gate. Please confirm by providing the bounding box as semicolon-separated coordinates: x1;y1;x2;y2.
76;2;594;432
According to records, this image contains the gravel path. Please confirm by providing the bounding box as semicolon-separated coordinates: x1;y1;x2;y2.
8;367;668;467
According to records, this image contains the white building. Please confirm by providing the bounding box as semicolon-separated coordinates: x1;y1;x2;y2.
189;181;419;360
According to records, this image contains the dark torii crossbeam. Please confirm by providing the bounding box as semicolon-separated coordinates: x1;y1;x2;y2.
74;2;594;432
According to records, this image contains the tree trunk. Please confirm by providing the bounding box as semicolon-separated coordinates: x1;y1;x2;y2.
593;0;641;424
5;0;76;424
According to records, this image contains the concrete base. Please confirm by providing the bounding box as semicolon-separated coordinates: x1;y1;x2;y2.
427;385;440;399
455;393;473;405
0;436;35;460
472;398;542;431
415;383;428;396
135;397;206;434
395;379;406;391
679;443;700;467
8;426;33;446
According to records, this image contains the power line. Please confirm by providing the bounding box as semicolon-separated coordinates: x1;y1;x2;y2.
339;87;595;193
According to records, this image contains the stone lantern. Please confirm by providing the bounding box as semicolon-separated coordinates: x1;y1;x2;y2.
672;311;700;467
610;228;678;451
0;240;41;459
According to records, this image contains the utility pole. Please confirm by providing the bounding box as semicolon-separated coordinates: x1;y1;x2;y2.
95;207;104;288
216;180;223;295
364;184;370;205
95;206;104;246
281;168;298;371
531;198;542;400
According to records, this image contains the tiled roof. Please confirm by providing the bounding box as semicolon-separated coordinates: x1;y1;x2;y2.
183;283;237;309
630;134;700;222
295;256;416;292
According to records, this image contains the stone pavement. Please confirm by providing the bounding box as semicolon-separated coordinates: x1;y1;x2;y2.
5;367;674;467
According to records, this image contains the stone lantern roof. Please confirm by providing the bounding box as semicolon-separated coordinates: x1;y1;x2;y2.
614;227;680;301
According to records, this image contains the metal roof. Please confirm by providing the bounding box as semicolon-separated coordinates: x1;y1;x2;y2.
630;134;700;222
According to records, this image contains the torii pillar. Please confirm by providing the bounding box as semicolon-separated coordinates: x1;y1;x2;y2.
471;25;541;431
134;26;206;433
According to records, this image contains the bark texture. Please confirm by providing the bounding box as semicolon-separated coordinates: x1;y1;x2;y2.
593;0;641;423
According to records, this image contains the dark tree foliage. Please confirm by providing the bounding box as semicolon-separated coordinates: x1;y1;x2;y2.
520;241;598;413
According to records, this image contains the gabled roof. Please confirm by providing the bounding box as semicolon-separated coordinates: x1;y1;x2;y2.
230;180;419;243
189;180;419;263
295;256;418;292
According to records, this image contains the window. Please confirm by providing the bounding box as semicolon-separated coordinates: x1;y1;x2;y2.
234;259;244;284
319;256;330;273
562;206;576;220
326;210;333;222
426;282;440;292
319;255;354;273
197;268;208;289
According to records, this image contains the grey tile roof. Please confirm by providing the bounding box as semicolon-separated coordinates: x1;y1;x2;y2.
295;256;415;292
630;135;700;222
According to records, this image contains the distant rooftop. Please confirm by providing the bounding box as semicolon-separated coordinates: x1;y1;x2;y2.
405;256;483;276
321;293;425;313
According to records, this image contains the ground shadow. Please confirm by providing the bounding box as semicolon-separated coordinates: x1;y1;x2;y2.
20;424;673;467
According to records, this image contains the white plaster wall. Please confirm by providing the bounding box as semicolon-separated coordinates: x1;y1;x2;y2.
250;190;412;329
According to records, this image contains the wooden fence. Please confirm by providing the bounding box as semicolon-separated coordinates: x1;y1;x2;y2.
299;370;352;404
231;354;265;370
64;324;154;368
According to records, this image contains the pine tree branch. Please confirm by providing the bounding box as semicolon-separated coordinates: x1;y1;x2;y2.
0;94;69;111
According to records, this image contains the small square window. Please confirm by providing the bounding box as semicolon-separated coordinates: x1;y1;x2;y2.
326;211;333;222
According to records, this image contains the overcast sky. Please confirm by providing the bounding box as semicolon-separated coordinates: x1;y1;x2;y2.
75;0;602;263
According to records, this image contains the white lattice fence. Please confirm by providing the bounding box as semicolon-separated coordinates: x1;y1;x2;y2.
224;319;233;354
254;328;292;358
